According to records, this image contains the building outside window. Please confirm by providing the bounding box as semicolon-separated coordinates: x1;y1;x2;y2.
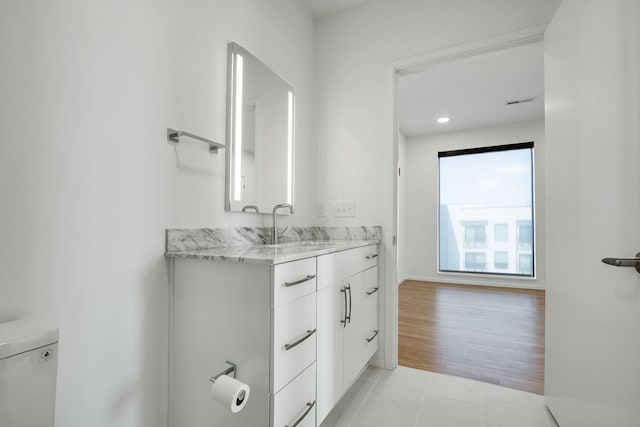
494;251;509;269
519;253;533;274
465;252;486;271
494;223;508;242
464;223;487;247
518;221;533;249
438;142;535;276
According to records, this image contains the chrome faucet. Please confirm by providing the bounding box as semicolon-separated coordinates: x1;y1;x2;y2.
272;203;294;245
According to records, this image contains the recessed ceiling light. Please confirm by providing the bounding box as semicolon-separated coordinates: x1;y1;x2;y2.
437;117;450;124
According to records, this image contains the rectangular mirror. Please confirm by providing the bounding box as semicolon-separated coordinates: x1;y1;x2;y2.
225;42;295;213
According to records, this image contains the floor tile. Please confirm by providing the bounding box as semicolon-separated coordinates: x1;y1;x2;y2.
417;393;484;427
484;409;550;427
427;372;483;405
321;366;553;427
481;382;548;422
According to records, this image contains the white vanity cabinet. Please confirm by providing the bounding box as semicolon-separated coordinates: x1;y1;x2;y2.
170;241;379;427
316;245;379;424
171;257;317;427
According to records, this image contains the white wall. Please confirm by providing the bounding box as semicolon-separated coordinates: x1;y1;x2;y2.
403;120;545;288
313;0;559;367
0;1;313;426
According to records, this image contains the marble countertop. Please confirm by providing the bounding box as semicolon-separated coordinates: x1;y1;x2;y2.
165;239;380;264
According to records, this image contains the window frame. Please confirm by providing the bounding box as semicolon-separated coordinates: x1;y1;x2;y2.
437;141;535;278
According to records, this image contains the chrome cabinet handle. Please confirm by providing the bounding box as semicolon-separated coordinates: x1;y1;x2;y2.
366;254;378;259
366;287;379;296
284;329;317;351
283;275;316;288
341;287;348;328
602;253;640;273
285;400;316;427
366;330;379;343
346;284;352;324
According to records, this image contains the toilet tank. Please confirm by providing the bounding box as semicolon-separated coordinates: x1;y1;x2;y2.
0;320;59;427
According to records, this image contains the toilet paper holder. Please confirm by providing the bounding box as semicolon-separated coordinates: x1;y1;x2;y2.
209;361;238;383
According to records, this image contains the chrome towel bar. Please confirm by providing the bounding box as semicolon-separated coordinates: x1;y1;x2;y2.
167;128;225;153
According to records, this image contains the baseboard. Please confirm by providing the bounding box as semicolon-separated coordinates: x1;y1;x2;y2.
402;274;545;290
396;275;409;286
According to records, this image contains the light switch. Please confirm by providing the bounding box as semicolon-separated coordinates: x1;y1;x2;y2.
334;201;355;218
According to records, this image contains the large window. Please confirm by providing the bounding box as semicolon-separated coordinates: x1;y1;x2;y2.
438;142;535;276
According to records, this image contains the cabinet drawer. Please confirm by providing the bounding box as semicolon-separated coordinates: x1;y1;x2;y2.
363;267;379;354
272;293;317;393
273;258;317;308
317;245;378;290
272;363;316;427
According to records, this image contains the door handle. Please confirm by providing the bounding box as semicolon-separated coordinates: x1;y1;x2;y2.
601;253;640;273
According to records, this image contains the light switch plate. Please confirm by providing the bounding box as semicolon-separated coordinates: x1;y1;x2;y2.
334;201;355;218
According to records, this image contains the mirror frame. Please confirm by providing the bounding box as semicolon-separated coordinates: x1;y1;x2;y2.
224;41;295;213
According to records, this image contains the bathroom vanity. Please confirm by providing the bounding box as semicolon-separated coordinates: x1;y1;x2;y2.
166;227;380;427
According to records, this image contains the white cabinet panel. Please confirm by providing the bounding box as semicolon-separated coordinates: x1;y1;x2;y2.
316;284;345;424
343;272;365;389
316;245;378;425
272;293;317;393
317;246;378;290
362;266;379;359
273;258;317;308
272;363;316;427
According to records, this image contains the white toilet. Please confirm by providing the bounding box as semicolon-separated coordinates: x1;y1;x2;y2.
0;320;59;427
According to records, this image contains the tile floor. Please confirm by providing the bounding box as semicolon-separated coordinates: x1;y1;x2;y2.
320;366;559;427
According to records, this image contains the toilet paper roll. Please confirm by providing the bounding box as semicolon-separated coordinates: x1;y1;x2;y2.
210;375;251;413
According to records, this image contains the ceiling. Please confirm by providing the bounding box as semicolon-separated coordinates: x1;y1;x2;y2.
301;0;371;17
398;43;544;138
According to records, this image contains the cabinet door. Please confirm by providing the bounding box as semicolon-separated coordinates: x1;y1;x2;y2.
316;283;345;424
362;266;379;361
343;272;365;390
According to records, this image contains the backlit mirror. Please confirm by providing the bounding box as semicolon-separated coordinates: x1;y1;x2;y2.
225;42;295;213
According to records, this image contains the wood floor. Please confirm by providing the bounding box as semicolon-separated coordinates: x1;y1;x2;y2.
398;280;545;395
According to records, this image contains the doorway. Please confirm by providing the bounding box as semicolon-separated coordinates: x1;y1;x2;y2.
393;37;546;394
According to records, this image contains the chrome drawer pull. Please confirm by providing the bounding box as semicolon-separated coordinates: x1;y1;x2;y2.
366;330;379;343
285;400;316;427
366;254;378;259
346;283;352;324
341;287;348;328
283;275;316;288
284;329;316;351
366;287;379;296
